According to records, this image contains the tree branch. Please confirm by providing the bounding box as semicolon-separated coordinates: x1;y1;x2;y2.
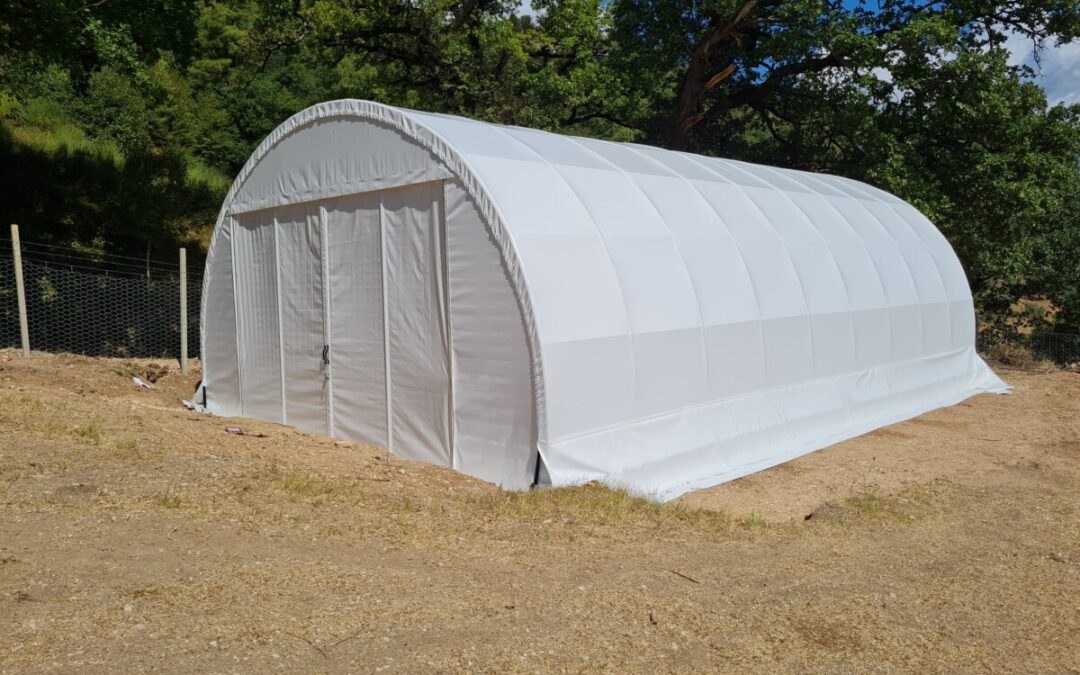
665;0;785;148
696;52;854;129
562;106;644;133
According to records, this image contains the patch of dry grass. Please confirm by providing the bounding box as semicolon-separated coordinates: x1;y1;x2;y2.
267;467;335;498
0;394;44;414
70;422;105;446
112;361;172;384
984;342;1055;371
742;511;768;529
154;488;183;509
847;484;939;521
804;485;940;525
476;481;735;531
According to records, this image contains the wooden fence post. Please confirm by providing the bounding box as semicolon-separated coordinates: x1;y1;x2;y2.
179;247;188;375
10;224;30;357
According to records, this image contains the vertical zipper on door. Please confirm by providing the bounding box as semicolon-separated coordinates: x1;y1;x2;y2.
379;194;394;455
319;203;335;437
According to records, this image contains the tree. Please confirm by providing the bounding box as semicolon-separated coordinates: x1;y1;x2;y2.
227;0;623;134
608;0;1079;150
1;0;199;79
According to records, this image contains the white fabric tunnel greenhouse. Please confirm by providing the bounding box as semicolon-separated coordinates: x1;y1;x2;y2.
198;99;1008;500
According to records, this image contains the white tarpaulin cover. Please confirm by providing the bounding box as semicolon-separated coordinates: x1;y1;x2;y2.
200;99;1008;500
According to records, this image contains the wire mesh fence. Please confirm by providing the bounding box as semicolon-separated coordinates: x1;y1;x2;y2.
977;331;1080;369
1026;332;1080;366
0;242;199;360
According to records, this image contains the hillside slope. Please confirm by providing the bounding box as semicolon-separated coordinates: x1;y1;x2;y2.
0;352;1077;672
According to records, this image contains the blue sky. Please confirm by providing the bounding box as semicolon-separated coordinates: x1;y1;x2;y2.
517;1;1079;106
1003;33;1080;105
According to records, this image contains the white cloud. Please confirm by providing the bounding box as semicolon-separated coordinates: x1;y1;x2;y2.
1003;32;1080;106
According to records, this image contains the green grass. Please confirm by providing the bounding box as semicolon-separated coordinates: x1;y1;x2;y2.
6;93;229;197
185;156;232;194
9;100;125;167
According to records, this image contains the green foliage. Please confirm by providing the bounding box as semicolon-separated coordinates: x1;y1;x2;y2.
83;67;151;153
0;0;1076;335
867;55;1080;338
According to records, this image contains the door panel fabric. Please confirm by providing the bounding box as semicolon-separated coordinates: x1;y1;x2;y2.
229;183;452;465
325;193;388;447
275;203;329;435
202;218;240;417
444;180;535;488
232;210;283;422
382;182;452;465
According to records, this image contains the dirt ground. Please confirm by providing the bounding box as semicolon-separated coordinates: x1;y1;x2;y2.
0;351;1077;673
682;365;1078;521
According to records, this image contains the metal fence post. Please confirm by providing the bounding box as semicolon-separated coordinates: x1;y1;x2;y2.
10;224;30;357
179;247;188;375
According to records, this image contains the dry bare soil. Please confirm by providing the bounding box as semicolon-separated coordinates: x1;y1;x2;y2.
0;351;1078;673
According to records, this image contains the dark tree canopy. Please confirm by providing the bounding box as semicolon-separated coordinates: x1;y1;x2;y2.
607;0;1079;148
